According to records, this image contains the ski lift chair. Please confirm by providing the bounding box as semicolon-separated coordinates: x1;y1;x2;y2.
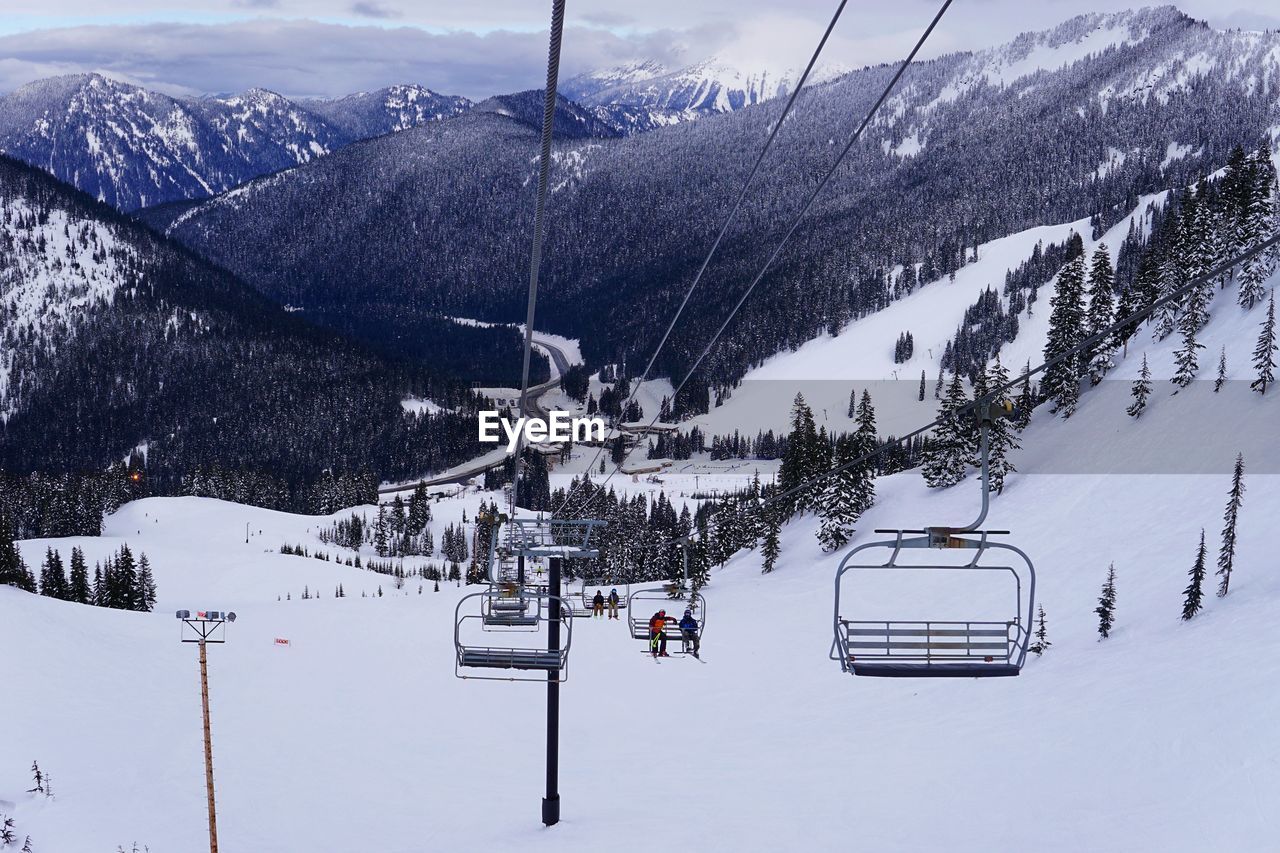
481;583;540;630
831;399;1036;678
572;578;630;618
626;585;706;653
455;590;574;681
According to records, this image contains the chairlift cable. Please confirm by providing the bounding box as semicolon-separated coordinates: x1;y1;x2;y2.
513;0;567;502
558;0;955;517
560;0;852;510
626;227;1280;554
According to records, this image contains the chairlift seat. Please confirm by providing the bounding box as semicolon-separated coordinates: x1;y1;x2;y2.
458;647;565;671
850;662;1020;678
628;616;702;641
832;530;1035;680
483;613;539;627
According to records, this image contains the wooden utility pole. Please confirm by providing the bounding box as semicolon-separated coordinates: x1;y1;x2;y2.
199;640;219;853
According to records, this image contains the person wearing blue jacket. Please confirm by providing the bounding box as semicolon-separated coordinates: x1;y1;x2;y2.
678;608;700;657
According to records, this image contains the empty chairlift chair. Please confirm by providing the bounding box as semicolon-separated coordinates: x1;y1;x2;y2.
481;583;540;630
832;529;1034;677
455;589;574;681
830;399;1036;678
455;516;606;682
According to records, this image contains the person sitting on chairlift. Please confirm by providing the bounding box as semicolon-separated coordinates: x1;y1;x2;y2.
607;588;620;620
592;590;605;618
648;609;669;657
678;608;700;657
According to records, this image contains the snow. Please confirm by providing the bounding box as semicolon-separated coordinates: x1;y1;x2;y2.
891;128;924;158
928;15;1151;111
1093;146;1128;179
5;433;1280;851
1161;140;1196;169
690;218;1090;436
399;396;447;416
0;194;137;417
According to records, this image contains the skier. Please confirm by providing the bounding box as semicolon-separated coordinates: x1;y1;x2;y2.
678;607;700;657
648;609;669;657
592;590;605;618
607;588;620;620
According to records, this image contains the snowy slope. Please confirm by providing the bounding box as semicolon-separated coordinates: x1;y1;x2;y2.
0;191;137;416
4;459;1279;851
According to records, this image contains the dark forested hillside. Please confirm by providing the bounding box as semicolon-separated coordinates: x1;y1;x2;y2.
0;155;529;510
154;8;1280;405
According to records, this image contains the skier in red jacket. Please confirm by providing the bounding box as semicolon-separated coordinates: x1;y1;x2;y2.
648;609;669;657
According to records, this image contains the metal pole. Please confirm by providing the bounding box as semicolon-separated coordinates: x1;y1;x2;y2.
957;419;991;532
542;555;562;827
198;640;219;853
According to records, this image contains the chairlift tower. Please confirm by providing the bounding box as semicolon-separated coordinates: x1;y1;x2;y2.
454;517;605;826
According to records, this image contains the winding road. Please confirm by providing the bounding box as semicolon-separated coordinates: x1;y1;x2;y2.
377;337;571;495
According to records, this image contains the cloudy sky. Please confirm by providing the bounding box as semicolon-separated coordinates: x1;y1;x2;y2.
1;1;1278;100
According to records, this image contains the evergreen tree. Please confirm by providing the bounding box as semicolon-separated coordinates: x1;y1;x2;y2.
0;515;35;592
1216;453;1246;597
1237;147;1276;309
921;372;972;488
1251;290;1276;394
39;548;66;599
68;546;90;604
1096;563;1117;639
1182;529;1207;621
846;388;857;419
778;394;820;515
760;510;781;574
115;545;138;611
917;370;926;402
1171;309;1204;390
1213;346;1228;393
852;390;878;514
1014;362;1035;430
816;434;860;552
374;507;389;557
28;761;43;794
1127;355;1152;418
1029;604;1051;656
1042;253;1086;416
983;358;1020;493
1085;245;1116;382
137;554;157;612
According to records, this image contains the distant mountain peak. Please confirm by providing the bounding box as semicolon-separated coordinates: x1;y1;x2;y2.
0;76;471;210
563;52;849;117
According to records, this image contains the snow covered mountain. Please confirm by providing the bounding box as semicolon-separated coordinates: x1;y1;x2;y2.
299;85;471;139
152;7;1280;395
0;153;492;500
563;55;850;117
0;74;470;210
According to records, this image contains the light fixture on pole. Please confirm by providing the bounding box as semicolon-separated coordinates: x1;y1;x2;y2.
176;609;236;853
